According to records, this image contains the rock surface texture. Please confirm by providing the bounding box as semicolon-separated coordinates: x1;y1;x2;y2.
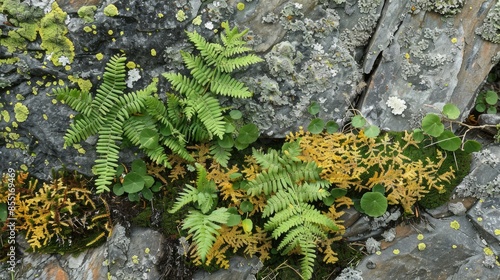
1;0;500;279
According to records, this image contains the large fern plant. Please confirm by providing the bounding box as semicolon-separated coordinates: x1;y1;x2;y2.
56;22;263;193
55;55;164;193
247;141;340;280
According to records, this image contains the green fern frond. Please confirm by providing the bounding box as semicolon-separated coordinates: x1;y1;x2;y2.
247;165;294;196
162;137;192;163
252;148;281;169
168;184;199;213
163;73;205;100
195;94;226;139
63;116;102;146
181;51;213;87
215;55;264;73
55;87;94;116
209;143;231;167
298;241;316;280
209;71;252;98
94;122;122;193
182;208;230;262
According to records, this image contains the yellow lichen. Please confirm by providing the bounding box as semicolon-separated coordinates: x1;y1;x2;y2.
103;4;119;17
450;220;460;230
192;15;202;26
393;249;400;255
96;53;104;61
417;233;424;240
14;102;29;122
150;49;157;56
418;243;426;251
176;10;187;22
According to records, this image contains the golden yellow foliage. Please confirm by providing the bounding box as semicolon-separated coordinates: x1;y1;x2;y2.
288;128;455;214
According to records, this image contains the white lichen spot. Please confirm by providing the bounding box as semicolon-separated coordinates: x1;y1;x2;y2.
58;56;70;66
204;21;214;30
126;69;141;88
294;3;303;9
386;96;407;115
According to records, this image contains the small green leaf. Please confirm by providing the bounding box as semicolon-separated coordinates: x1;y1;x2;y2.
240;201;254;213
142;188;154;200
226;213;241;227
225;123;236;133
113;183;125;196
159;125;172;136
487;106;497;114
229;172;243;180
351;115;366;128
131;159;147;175
237;123;260;144
115;165;125;176
234;138;249;150
123;172;145;193
421;114;444;137
308;118;325;134
330;188;347;198
412;129;424;142
372;184;385;194
151;182;162;192
442;103;460;120
242;218;253;233
485;90;498;105
437;130;461;151
142;175;155;188
308;101;320;115
139;128;159;149
0;203;7;222
463;140;482;153
217;134;234;149
364;125;380;138
475;102;486;113
229;110;243;120
128;192;140;202
323;195;335;206
360;192;388;217
326;121;339;134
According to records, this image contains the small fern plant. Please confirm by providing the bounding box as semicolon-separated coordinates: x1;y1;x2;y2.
169;163;230;263
55;54;163;193
247;141;340;280
163;21;263;165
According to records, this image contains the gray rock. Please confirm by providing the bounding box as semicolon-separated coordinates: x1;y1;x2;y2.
192;255;263;280
455;144;500;199
467;197;500;255
356;214;500;279
360;1;500;131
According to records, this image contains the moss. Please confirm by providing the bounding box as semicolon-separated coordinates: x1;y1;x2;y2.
386;132;471;209
77;5;97;23
103;4;119;17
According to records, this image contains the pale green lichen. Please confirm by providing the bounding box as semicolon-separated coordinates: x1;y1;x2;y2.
176;10;187;22
103;4;119;17
413;0;464;16
77;5;97;23
14;102;29;122
476;2;500;44
1;110;11;122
